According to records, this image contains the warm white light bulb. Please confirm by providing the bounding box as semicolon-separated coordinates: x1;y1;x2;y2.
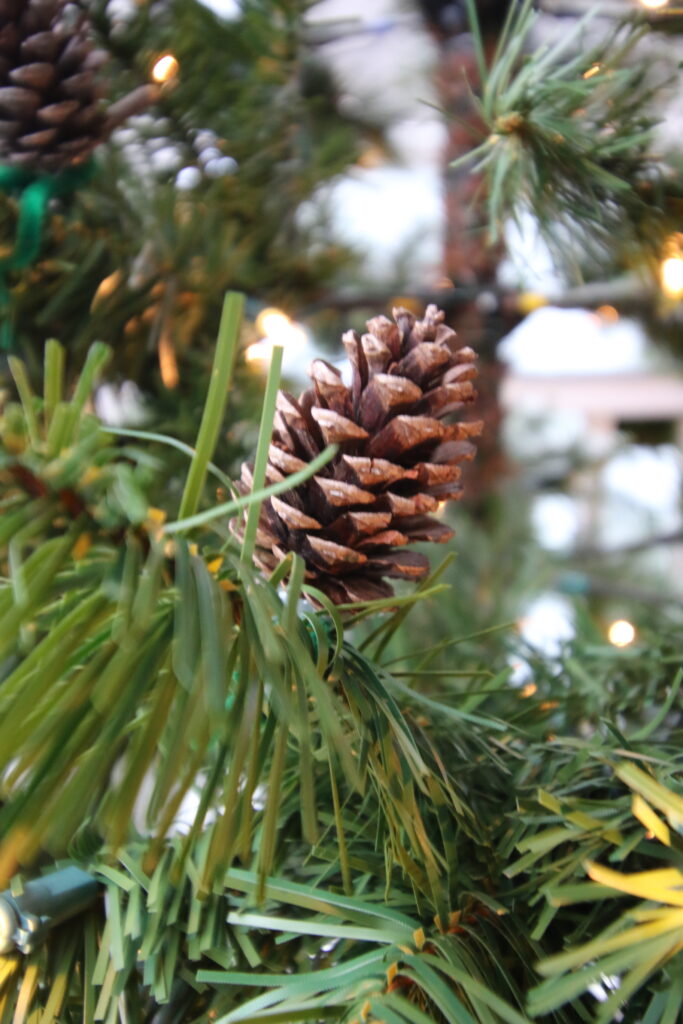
255;307;307;349
245;339;274;366
639;0;668;8
608;620;636;648
596;304;619;323
661;256;683;299
151;54;179;84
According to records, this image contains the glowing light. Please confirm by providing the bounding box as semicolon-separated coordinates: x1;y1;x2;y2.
91;270;122;310
356;144;385;169
608;619;636;648
247;307;308;369
158;330;179;389
517;291;547;315
596;304;619;323
661;255;683;299
583;63;602;80
146;507;166;542
151;54;179;84
245;339;275;365
520;683;537;698
389;295;421;315
638;0;668;8
255;307;307;348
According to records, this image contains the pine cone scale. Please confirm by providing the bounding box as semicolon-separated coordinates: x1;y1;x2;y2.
9;62;55;90
270;496;322;531
367;415;449;461
383;492;439;517
305;536;368;572
396;517;453;544
327;510;391;544
310;407;368;444
18;126;57;150
364;551;430;581
235;305;482;605
268;444;308;475
0;86;40;118
62;71;95;98
339;455;414;488
20;32;59;62
358;374;423;432
356;529;408;549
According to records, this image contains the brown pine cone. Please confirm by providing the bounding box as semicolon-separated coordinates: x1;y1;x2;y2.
236;305;482;605
0;0;154;172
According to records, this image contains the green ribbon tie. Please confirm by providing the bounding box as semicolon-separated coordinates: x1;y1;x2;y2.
0;161;97;351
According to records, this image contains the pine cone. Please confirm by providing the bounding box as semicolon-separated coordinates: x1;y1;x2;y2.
0;0;153;172
237;305;483;605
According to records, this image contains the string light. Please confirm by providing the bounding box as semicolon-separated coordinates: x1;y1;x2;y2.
356;144;385;169
658;233;683;299
158;330;179;389
661;256;683;299
151;54;179;84
596;304;619;323
582;64;602;80
638;0;669;9
254;308;306;347
247;308;307;368
245;340;275;365
389;295;421;315
517;291;548;315
608;619;636;648
90;270;122;310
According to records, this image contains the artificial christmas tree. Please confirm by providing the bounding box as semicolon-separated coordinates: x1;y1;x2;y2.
1;1;683;1022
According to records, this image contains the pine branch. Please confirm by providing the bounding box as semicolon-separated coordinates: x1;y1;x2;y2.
2;315;682;1021
572;529;683;559
454;0;673;271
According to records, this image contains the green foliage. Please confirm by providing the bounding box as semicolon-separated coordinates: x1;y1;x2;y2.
525;767;683;1024
3;0;683;1015
457;0;671;272
2;324;683;1021
0;0;373;439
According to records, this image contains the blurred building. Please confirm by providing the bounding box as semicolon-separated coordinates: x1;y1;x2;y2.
500;306;683;594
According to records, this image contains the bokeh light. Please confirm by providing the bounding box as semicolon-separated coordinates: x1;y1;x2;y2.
608;619;636;648
151;54;179;84
661;255;683;299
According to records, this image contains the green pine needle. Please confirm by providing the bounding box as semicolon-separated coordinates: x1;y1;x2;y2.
455;0;671;267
